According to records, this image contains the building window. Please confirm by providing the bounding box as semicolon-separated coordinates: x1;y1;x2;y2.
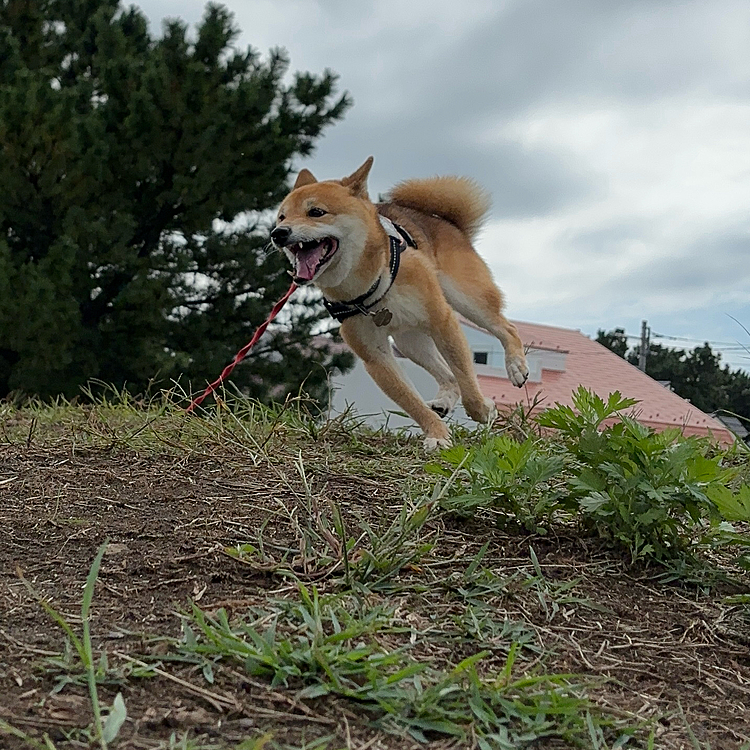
473;351;488;365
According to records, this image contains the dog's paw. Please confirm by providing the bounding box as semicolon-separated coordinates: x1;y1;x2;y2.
428;403;449;418
464;396;497;425
427;392;459;419
506;355;529;387
423;434;453;452
483;397;498;425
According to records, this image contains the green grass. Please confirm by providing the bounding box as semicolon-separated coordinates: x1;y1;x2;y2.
2;387;748;749
169;585;637;749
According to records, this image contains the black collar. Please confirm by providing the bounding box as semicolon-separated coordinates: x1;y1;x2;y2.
323;222;416;324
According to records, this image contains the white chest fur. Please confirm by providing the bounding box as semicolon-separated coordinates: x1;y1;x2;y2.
377;285;428;331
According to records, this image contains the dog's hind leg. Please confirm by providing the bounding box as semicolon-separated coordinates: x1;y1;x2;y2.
391;330;460;418
428;308;497;426
437;261;528;387
340;323;452;451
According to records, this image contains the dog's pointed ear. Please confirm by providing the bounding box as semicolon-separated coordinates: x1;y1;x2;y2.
341;156;374;198
293;168;317;190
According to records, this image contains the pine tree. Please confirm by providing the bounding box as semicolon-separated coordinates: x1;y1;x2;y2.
0;0;353;401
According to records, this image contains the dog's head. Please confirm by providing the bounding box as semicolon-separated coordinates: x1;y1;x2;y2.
271;157;377;288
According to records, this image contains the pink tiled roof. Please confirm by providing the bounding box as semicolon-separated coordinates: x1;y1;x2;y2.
480;320;735;445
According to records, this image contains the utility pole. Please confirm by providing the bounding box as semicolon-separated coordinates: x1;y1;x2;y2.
638;320;650;372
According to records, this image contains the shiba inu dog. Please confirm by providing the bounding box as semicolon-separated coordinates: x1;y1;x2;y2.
271;157;528;450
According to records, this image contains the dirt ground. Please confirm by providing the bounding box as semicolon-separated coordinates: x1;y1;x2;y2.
1;429;750;749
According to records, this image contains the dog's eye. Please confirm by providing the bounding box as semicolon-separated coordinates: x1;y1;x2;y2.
277;214;285;222
307;207;327;218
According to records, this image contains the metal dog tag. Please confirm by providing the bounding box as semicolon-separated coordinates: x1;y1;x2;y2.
372;308;392;326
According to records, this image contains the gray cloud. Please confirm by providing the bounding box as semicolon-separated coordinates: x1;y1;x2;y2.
616;229;750;293
311;118;602;219
134;0;750;370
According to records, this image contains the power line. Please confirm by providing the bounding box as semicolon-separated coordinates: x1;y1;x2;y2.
651;331;746;347
601;328;749;351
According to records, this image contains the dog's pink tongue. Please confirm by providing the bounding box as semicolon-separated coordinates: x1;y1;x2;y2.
295;243;326;281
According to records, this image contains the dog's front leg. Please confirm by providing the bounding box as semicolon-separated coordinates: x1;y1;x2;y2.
341;322;452;451
431;309;497;425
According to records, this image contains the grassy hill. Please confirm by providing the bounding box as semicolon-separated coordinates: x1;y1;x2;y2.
1;390;749;750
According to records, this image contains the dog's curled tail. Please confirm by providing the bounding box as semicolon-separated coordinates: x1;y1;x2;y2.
387;176;491;241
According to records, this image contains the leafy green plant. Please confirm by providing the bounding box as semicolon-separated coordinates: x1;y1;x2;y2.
427;435;566;533
537;388;739;563
433;387;749;569
704;484;750;570
450;606;538;653
351;497;435;589
223;491;435;590
178;586;418;698
707;483;750;522
521;547;602;622
375;647;633;748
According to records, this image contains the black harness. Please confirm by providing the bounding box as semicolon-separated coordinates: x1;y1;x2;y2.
322;222;416;325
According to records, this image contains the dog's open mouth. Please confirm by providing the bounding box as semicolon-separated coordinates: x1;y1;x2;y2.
291;237;339;282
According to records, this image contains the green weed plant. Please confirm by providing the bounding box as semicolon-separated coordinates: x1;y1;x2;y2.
16;542;128;749
432;387;750;569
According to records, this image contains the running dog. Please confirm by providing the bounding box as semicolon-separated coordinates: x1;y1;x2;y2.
271;157;528;450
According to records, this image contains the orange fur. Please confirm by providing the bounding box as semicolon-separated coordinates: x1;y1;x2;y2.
273;158;528;449
387;176;491;241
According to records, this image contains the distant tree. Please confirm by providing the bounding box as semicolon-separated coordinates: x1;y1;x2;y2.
596;327;749;423
675;344;729;415
0;0;353;402
626;343;687;385
723;367;750;424
628;343;726;414
596;328;629;358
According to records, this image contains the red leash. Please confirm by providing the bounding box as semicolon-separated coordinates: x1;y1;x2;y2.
186;281;298;413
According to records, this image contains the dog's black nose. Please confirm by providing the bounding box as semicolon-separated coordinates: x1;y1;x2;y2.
271;225;292;245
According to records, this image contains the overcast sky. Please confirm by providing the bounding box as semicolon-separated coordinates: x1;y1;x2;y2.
136;0;750;370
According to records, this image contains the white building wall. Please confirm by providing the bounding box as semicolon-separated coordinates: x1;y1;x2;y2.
461;326;507;370
328;357;474;431
327;323;567;431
